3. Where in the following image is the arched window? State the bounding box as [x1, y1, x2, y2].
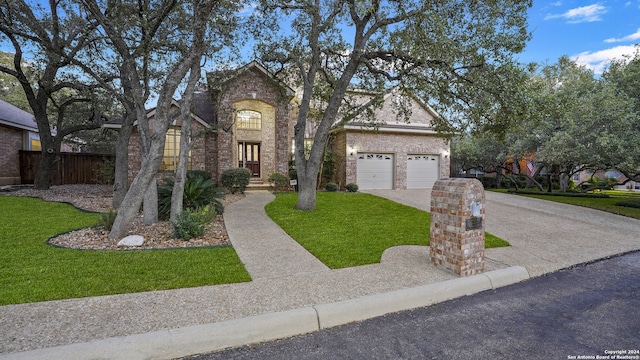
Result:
[237, 110, 261, 130]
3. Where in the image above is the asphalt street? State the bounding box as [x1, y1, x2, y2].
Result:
[184, 251, 640, 360]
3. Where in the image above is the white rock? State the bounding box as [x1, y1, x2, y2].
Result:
[117, 235, 145, 247]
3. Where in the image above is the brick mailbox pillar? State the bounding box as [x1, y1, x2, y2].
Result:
[430, 178, 485, 276]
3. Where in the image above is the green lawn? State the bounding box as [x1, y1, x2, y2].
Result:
[511, 191, 640, 220]
[265, 192, 509, 269]
[0, 196, 251, 305]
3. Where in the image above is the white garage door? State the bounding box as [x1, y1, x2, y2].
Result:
[407, 155, 439, 189]
[357, 153, 394, 190]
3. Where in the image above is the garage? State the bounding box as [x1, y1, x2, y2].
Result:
[407, 154, 439, 189]
[356, 153, 394, 190]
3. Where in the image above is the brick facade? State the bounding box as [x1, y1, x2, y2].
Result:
[331, 129, 450, 190]
[127, 63, 294, 185]
[211, 67, 293, 181]
[429, 178, 485, 276]
[0, 124, 23, 185]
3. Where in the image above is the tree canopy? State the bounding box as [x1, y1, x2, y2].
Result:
[453, 52, 640, 190]
[254, 0, 533, 210]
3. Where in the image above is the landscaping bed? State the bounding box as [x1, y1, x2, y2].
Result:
[2, 184, 244, 250]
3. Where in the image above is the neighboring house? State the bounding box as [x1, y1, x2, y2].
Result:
[126, 62, 450, 190]
[0, 99, 41, 185]
[329, 90, 450, 190]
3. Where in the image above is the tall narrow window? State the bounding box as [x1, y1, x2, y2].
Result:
[160, 128, 191, 171]
[237, 110, 261, 130]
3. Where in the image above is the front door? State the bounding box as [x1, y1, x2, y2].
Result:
[238, 142, 260, 177]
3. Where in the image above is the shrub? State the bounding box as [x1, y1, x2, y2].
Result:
[96, 209, 117, 231]
[158, 173, 224, 220]
[615, 200, 640, 209]
[221, 168, 251, 194]
[172, 205, 216, 240]
[479, 177, 497, 189]
[92, 158, 115, 185]
[268, 172, 289, 193]
[325, 182, 338, 192]
[187, 170, 213, 181]
[345, 183, 359, 192]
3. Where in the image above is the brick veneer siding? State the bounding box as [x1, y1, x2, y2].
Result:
[331, 128, 450, 190]
[0, 124, 23, 185]
[211, 67, 293, 182]
[127, 117, 210, 185]
[127, 66, 294, 185]
[429, 178, 485, 276]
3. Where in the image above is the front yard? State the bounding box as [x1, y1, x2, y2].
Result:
[265, 192, 509, 269]
[1, 190, 509, 305]
[0, 196, 251, 306]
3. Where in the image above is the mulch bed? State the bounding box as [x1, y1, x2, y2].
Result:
[2, 184, 244, 250]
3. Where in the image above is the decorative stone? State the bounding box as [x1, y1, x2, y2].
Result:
[430, 178, 485, 277]
[117, 235, 145, 247]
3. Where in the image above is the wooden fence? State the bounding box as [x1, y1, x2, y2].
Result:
[19, 150, 115, 185]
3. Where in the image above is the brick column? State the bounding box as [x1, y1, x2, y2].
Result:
[430, 178, 485, 276]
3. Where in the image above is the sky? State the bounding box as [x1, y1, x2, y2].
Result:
[517, 0, 640, 74]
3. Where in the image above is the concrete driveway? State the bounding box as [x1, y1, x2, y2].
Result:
[365, 189, 640, 277]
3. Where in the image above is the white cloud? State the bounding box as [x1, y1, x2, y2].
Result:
[545, 4, 607, 23]
[605, 28, 640, 43]
[571, 45, 637, 74]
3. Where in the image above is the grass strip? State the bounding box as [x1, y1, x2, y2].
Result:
[265, 192, 509, 269]
[512, 192, 640, 220]
[0, 196, 250, 305]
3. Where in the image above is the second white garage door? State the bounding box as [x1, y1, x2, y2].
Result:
[356, 153, 394, 190]
[407, 155, 439, 189]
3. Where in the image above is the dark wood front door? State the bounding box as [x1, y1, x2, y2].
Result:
[238, 142, 260, 177]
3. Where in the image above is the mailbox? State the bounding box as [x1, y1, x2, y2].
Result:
[429, 178, 485, 276]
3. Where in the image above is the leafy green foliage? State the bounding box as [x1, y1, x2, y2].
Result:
[0, 196, 250, 305]
[345, 183, 358, 192]
[221, 168, 251, 194]
[325, 182, 338, 192]
[268, 172, 289, 193]
[514, 192, 640, 220]
[615, 200, 640, 209]
[187, 170, 212, 181]
[158, 171, 224, 220]
[453, 54, 640, 191]
[96, 209, 117, 231]
[257, 0, 532, 210]
[92, 158, 115, 185]
[172, 206, 216, 240]
[265, 193, 509, 269]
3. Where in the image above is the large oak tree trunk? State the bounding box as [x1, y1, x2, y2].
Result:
[112, 119, 132, 209]
[109, 139, 165, 239]
[34, 150, 56, 190]
[295, 166, 319, 210]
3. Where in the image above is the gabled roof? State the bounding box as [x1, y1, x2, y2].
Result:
[207, 60, 295, 98]
[334, 88, 441, 135]
[103, 98, 212, 130]
[0, 99, 38, 132]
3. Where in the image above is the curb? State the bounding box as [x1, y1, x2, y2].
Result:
[0, 266, 530, 360]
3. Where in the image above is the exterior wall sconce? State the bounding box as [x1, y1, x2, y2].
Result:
[348, 144, 356, 156]
[442, 149, 450, 158]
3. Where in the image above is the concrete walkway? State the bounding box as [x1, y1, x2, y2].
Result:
[224, 191, 329, 280]
[1, 189, 640, 359]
